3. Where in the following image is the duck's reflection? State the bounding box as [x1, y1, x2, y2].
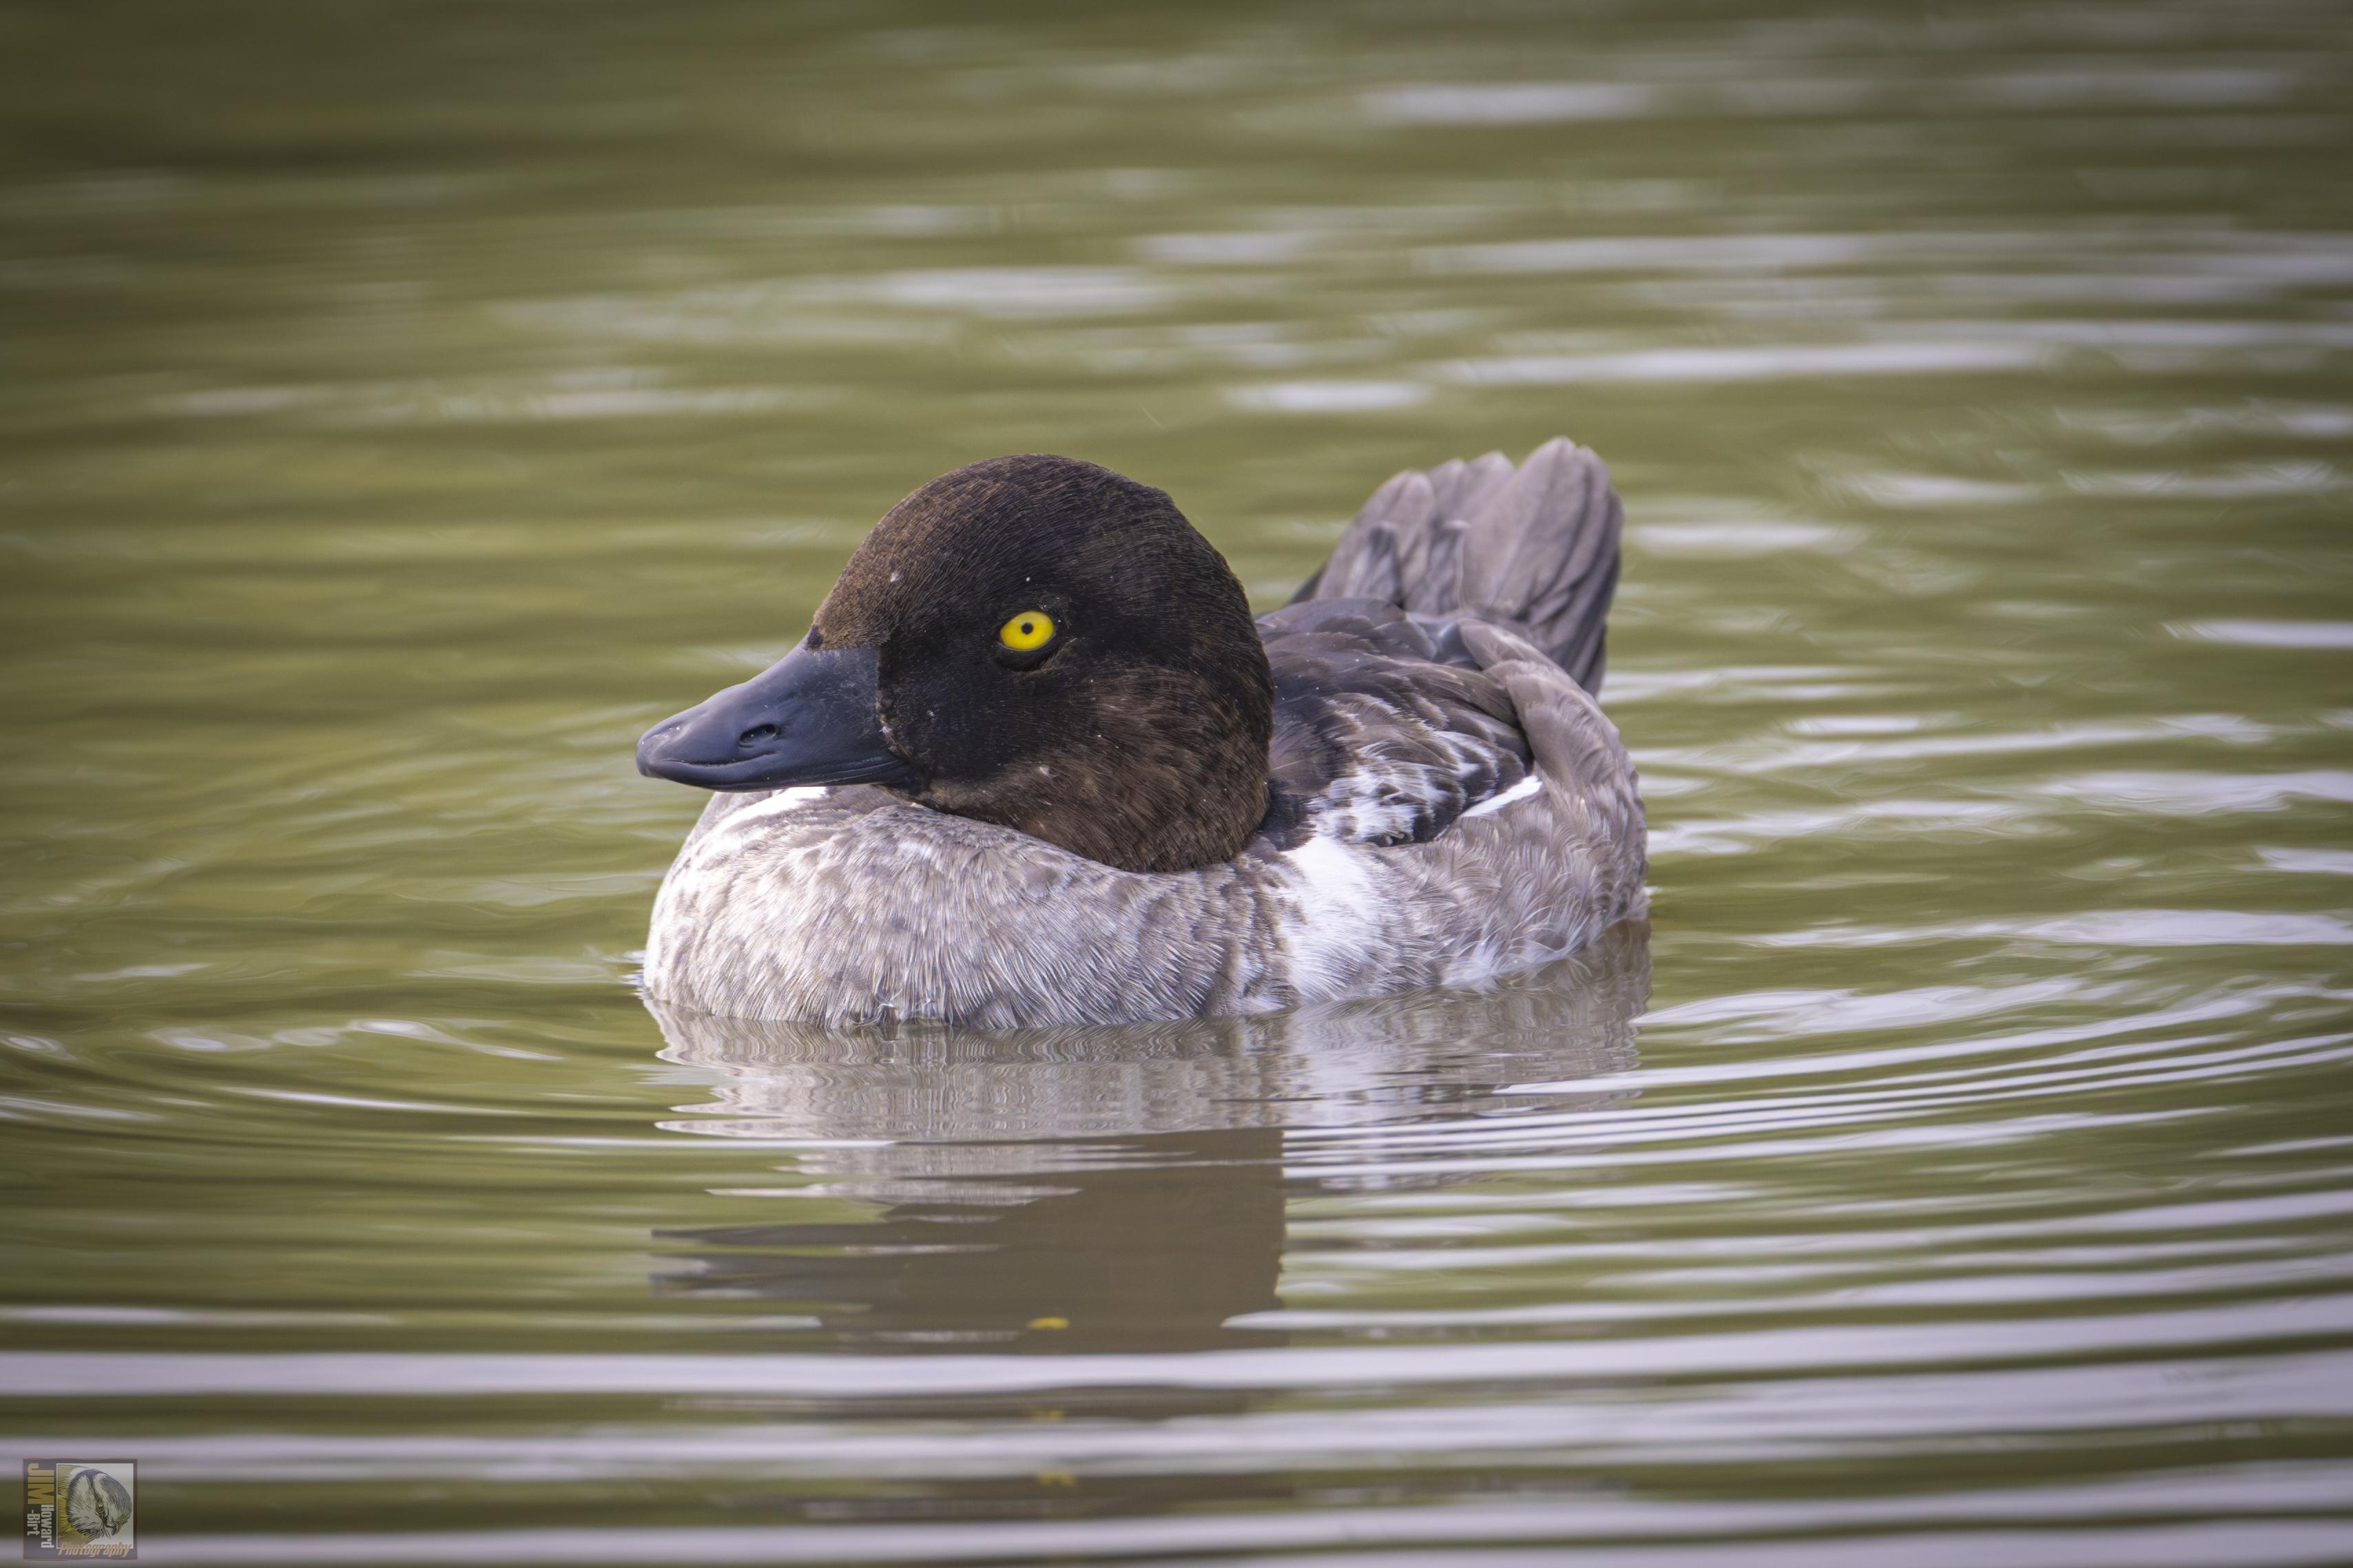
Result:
[658, 1126, 1287, 1355]
[648, 922, 1649, 1356]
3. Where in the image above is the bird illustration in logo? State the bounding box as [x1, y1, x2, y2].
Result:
[62, 1467, 131, 1542]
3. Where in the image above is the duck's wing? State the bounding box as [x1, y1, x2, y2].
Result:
[1288, 437, 1622, 694]
[1254, 599, 1533, 850]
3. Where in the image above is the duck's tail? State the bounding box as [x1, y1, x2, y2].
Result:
[1289, 437, 1624, 693]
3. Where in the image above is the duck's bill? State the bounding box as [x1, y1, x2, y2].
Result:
[635, 644, 920, 793]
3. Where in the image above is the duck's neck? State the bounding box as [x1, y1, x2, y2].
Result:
[916, 664, 1272, 875]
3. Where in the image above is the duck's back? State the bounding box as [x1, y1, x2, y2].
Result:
[642, 439, 1646, 1027]
[1256, 436, 1630, 855]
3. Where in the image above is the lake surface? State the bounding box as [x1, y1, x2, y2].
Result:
[4, 1, 2352, 1562]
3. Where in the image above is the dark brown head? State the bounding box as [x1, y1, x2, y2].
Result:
[636, 455, 1274, 874]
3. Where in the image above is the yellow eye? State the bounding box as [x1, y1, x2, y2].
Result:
[998, 610, 1056, 651]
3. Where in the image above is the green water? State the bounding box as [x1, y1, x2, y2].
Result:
[5, 1, 2353, 1562]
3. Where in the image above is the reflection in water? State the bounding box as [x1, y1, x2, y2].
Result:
[657, 1127, 1289, 1356]
[647, 923, 1649, 1355]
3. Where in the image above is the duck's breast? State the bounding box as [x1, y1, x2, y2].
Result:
[643, 786, 1285, 1027]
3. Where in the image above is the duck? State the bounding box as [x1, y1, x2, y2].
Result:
[635, 437, 1646, 1027]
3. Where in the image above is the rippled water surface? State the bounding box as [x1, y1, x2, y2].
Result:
[6, 1, 2353, 1562]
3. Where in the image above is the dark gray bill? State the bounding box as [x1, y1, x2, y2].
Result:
[635, 643, 920, 792]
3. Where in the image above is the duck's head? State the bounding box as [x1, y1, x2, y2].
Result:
[637, 454, 1274, 874]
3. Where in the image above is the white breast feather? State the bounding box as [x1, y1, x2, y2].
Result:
[1279, 834, 1385, 993]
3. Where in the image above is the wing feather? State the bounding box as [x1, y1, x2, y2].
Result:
[1257, 601, 1531, 850]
